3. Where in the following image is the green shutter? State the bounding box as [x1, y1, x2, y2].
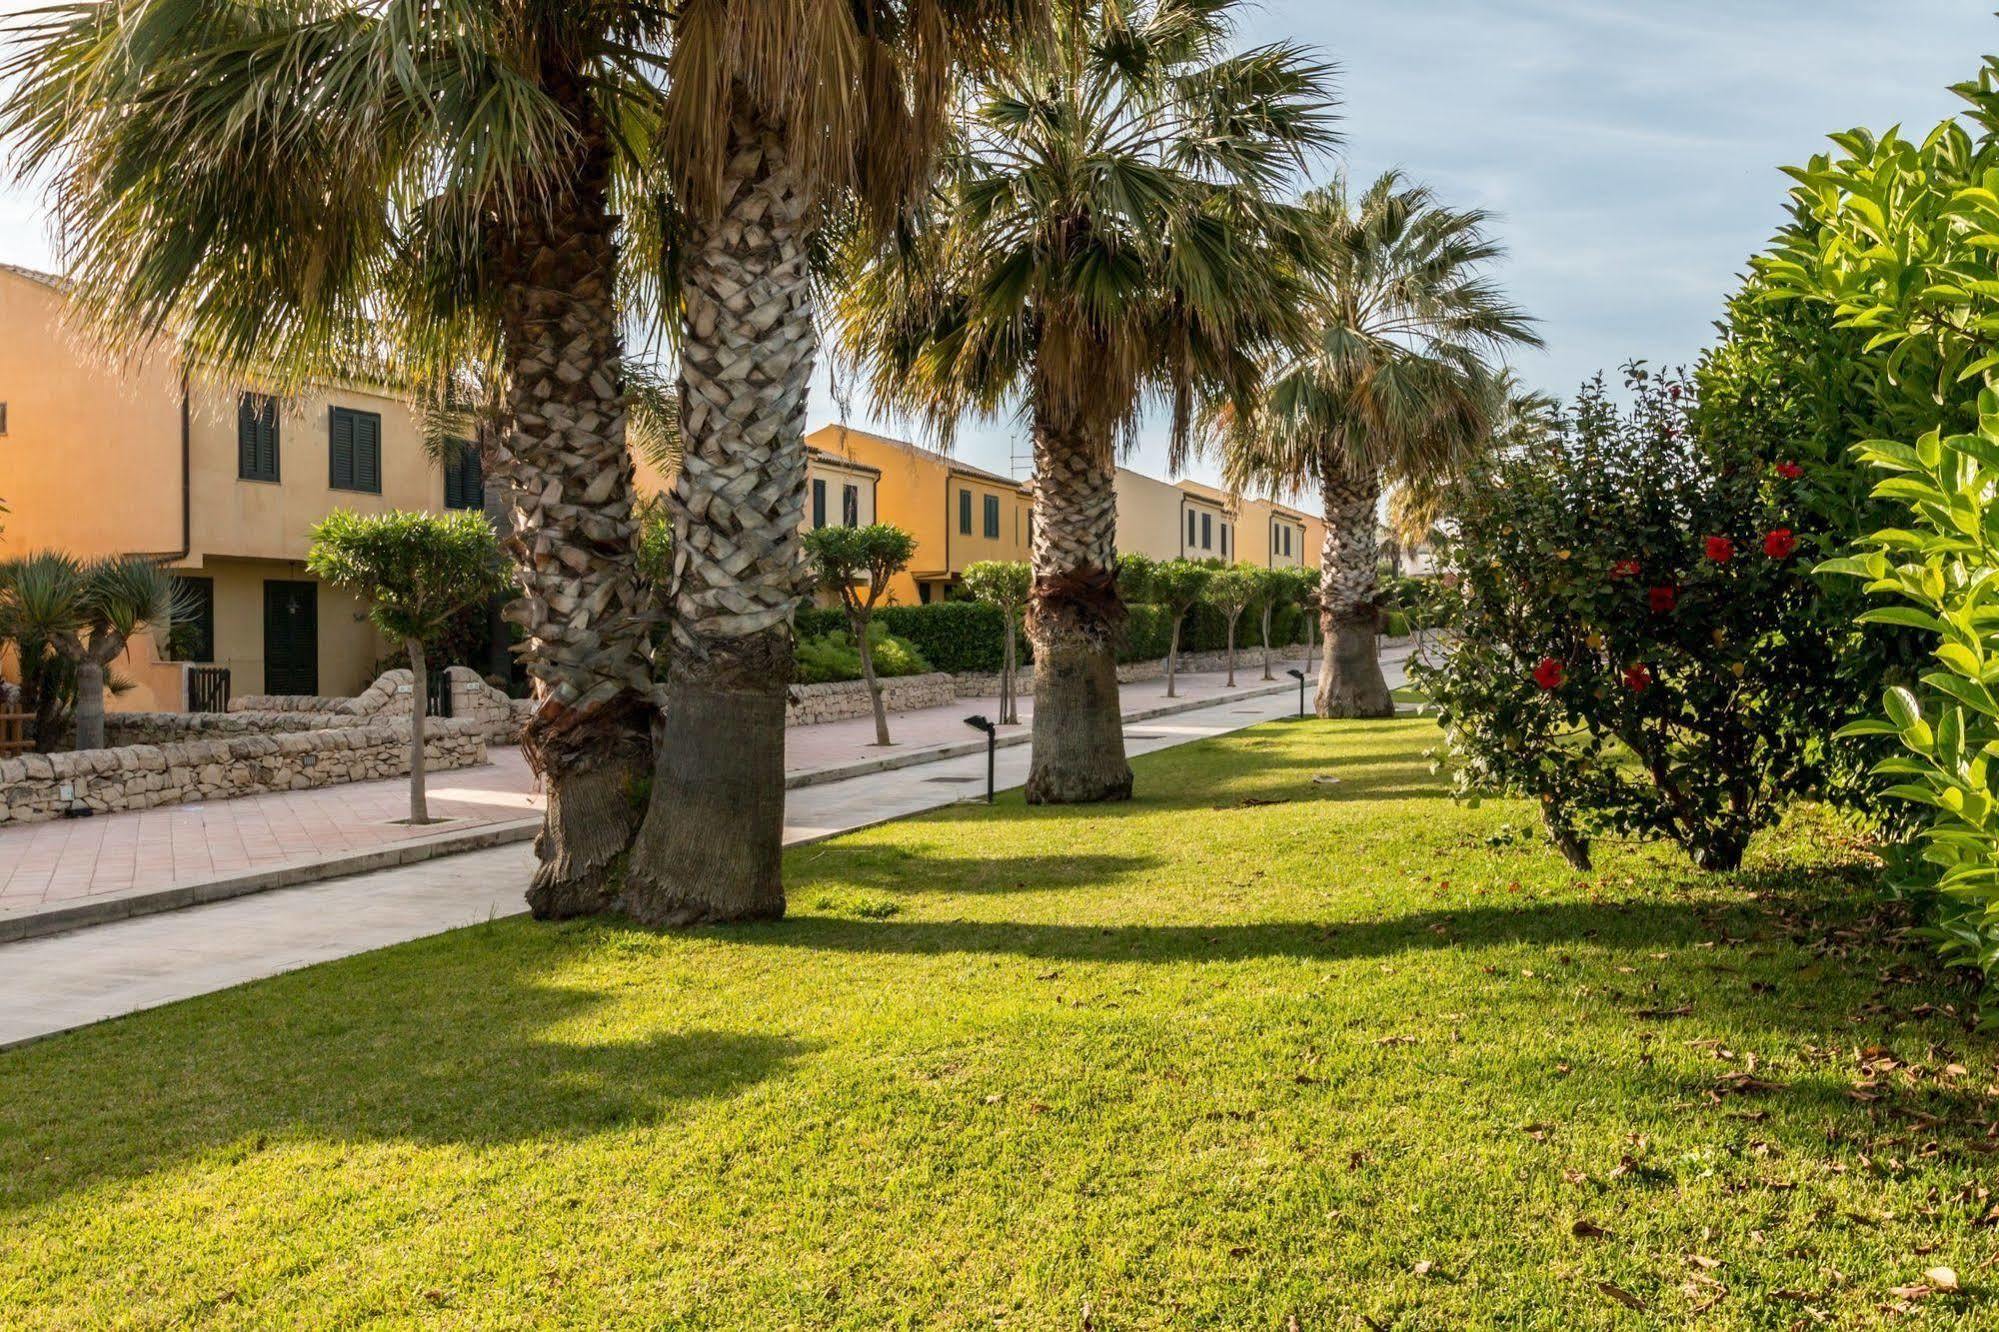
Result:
[330, 408, 354, 489]
[239, 394, 278, 480]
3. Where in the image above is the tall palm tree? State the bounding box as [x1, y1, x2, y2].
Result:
[4, 0, 1038, 925]
[839, 0, 1337, 803]
[1212, 173, 1541, 718]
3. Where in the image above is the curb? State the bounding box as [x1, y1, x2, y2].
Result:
[0, 817, 542, 946]
[1, 680, 1300, 947]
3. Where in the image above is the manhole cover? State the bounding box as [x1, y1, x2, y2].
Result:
[1123, 732, 1167, 740]
[924, 776, 983, 784]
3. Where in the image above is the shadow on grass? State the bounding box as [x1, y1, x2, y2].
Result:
[790, 848, 1162, 896]
[0, 935, 810, 1215]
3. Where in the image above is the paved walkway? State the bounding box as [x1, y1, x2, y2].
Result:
[0, 652, 1408, 1050]
[0, 663, 1304, 924]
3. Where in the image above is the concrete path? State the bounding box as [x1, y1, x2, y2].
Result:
[0, 663, 1302, 939]
[0, 651, 1407, 1051]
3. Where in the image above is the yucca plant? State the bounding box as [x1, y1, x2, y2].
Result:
[840, 0, 1336, 802]
[1210, 173, 1540, 717]
[0, 552, 188, 751]
[4, 0, 1040, 925]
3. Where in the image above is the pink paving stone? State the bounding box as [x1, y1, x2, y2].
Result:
[0, 666, 1289, 918]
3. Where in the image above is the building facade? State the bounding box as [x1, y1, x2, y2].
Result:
[0, 264, 487, 709]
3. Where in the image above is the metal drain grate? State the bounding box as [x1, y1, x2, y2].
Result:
[1123, 732, 1167, 740]
[923, 775, 984, 784]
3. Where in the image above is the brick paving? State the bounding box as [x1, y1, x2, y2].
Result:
[0, 663, 1329, 919]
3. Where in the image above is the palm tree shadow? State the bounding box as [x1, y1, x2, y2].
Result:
[0, 934, 810, 1216]
[791, 847, 1162, 896]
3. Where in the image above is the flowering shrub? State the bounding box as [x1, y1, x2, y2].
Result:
[1414, 368, 1851, 872]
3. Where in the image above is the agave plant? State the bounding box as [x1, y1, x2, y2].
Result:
[840, 0, 1337, 802]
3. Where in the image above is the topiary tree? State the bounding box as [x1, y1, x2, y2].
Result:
[962, 560, 1032, 726]
[1282, 565, 1321, 660]
[1204, 566, 1261, 688]
[1149, 560, 1214, 697]
[804, 524, 920, 746]
[1250, 566, 1292, 682]
[307, 510, 506, 826]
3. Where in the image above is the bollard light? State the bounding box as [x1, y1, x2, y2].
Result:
[1286, 668, 1307, 719]
[963, 715, 997, 803]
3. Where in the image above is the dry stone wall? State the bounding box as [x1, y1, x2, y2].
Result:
[785, 673, 957, 727]
[0, 719, 488, 827]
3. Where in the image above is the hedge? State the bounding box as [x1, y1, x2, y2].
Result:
[799, 599, 1310, 673]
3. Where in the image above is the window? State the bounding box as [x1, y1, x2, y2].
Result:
[1187, 510, 1197, 548]
[1201, 512, 1213, 551]
[443, 438, 484, 510]
[1221, 522, 1231, 558]
[842, 483, 860, 527]
[0, 401, 9, 434]
[811, 478, 827, 528]
[983, 493, 1000, 539]
[329, 406, 382, 493]
[167, 576, 215, 663]
[959, 488, 973, 534]
[1285, 526, 1295, 556]
[237, 393, 280, 482]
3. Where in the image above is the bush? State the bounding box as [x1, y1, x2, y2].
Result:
[794, 622, 934, 685]
[1412, 368, 1850, 873]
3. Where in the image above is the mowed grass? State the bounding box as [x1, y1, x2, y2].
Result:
[4, 720, 1998, 1329]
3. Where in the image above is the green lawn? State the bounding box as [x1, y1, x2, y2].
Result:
[3, 720, 1995, 1329]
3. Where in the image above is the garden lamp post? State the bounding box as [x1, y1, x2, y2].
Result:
[1287, 669, 1307, 719]
[963, 715, 997, 803]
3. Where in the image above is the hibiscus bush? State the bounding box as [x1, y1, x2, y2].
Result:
[1414, 368, 1850, 872]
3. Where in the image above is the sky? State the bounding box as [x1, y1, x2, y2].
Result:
[1, 0, 1994, 491]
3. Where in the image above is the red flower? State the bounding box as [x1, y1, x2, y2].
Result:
[1764, 528, 1797, 560]
[1609, 558, 1641, 579]
[1704, 535, 1735, 563]
[1648, 585, 1677, 614]
[1622, 662, 1652, 693]
[1533, 657, 1566, 691]
[1775, 461, 1804, 480]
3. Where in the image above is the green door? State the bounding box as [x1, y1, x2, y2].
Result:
[263, 580, 319, 696]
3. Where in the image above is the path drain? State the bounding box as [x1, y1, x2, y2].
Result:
[923, 776, 983, 784]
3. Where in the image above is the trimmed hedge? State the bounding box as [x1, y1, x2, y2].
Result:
[799, 599, 1310, 672]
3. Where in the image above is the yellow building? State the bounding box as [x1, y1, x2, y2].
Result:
[0, 264, 492, 709]
[1115, 470, 1322, 568]
[804, 425, 1031, 605]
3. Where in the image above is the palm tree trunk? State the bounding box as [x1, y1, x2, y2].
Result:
[1317, 455, 1394, 718]
[492, 93, 659, 921]
[624, 99, 813, 926]
[72, 655, 106, 750]
[1024, 413, 1131, 805]
[405, 637, 429, 826]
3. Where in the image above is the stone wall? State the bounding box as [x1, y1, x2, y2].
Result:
[214, 667, 524, 744]
[785, 672, 958, 727]
[0, 719, 488, 826]
[952, 642, 1316, 698]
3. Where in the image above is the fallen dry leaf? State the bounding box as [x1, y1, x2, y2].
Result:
[1571, 1219, 1611, 1240]
[1926, 1266, 1960, 1292]
[1411, 1260, 1434, 1277]
[1595, 1281, 1646, 1311]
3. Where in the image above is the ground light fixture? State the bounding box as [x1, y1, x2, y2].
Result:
[1286, 669, 1308, 719]
[962, 715, 997, 803]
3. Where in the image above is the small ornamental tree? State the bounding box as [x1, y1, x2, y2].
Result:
[1204, 565, 1260, 688]
[307, 510, 505, 825]
[1412, 369, 1847, 872]
[1150, 559, 1213, 697]
[1288, 565, 1321, 658]
[804, 524, 919, 746]
[1250, 566, 1291, 681]
[962, 560, 1031, 726]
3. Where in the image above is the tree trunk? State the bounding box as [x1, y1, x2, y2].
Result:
[1260, 605, 1275, 681]
[491, 72, 658, 919]
[1225, 617, 1238, 687]
[623, 98, 814, 926]
[1166, 615, 1181, 698]
[1000, 616, 1019, 726]
[856, 613, 891, 746]
[72, 656, 106, 751]
[405, 637, 429, 826]
[1024, 412, 1131, 805]
[1316, 455, 1394, 719]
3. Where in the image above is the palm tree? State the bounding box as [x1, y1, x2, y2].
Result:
[4, 0, 1038, 925]
[0, 552, 185, 750]
[839, 0, 1337, 803]
[1212, 173, 1541, 718]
